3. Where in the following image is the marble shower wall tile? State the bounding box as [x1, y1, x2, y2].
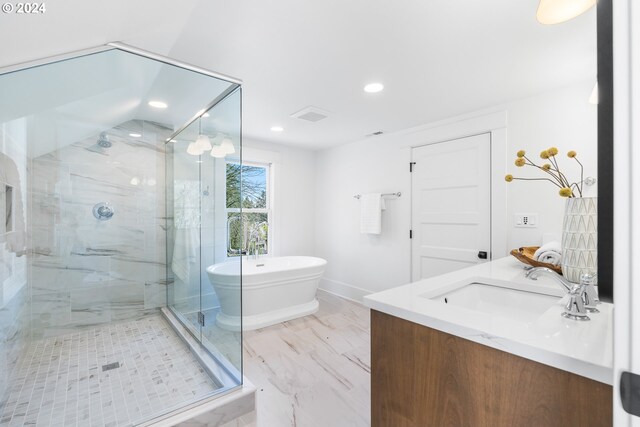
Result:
[0, 286, 29, 407]
[29, 120, 171, 339]
[0, 128, 30, 410]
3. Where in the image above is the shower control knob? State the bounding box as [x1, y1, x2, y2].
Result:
[93, 202, 115, 221]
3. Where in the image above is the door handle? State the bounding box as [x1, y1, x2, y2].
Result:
[477, 251, 488, 260]
[621, 371, 640, 417]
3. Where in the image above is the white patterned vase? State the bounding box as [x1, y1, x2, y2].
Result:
[561, 197, 597, 283]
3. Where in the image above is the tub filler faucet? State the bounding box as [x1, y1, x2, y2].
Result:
[247, 238, 259, 260]
[525, 267, 599, 321]
[247, 222, 268, 260]
[247, 234, 264, 260]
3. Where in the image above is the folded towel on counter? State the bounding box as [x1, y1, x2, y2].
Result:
[536, 250, 562, 266]
[533, 241, 561, 260]
[360, 193, 383, 234]
[532, 241, 562, 266]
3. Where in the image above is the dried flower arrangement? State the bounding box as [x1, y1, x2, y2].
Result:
[505, 147, 585, 198]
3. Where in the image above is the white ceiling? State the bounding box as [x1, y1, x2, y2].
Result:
[0, 0, 596, 151]
[0, 0, 200, 66]
[166, 0, 596, 149]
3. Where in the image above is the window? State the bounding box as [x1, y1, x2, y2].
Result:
[226, 161, 270, 257]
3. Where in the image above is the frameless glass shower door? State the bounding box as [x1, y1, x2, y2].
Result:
[166, 87, 243, 380]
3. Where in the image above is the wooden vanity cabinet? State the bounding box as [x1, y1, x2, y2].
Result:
[371, 310, 612, 427]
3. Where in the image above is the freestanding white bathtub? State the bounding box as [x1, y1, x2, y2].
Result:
[206, 256, 327, 331]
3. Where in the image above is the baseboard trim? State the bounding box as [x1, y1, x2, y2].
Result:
[319, 278, 371, 303]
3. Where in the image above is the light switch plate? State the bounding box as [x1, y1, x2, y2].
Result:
[515, 213, 538, 228]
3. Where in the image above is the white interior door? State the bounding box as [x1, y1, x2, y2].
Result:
[411, 133, 491, 281]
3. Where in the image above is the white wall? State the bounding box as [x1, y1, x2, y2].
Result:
[243, 139, 316, 257]
[315, 135, 412, 300]
[314, 81, 597, 300]
[505, 83, 598, 247]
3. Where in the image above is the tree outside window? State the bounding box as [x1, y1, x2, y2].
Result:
[226, 162, 270, 256]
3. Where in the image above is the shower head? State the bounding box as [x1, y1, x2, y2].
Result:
[97, 132, 112, 148]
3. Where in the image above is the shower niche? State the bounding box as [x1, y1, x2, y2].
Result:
[0, 44, 249, 426]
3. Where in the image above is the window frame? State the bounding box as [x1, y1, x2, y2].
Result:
[225, 159, 272, 257]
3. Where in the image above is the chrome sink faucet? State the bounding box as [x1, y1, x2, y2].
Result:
[525, 267, 599, 321]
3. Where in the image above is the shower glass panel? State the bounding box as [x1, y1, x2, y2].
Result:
[0, 45, 242, 426]
[166, 87, 243, 378]
[200, 89, 242, 372]
[165, 118, 203, 339]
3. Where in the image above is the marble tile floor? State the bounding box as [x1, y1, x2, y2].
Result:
[242, 290, 371, 427]
[0, 314, 219, 427]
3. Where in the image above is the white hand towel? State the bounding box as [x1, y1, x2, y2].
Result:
[537, 251, 562, 266]
[171, 227, 199, 283]
[534, 241, 562, 260]
[360, 193, 383, 234]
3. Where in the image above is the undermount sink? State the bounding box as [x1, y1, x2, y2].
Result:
[426, 282, 561, 322]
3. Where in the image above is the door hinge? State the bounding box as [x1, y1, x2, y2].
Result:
[409, 229, 413, 239]
[409, 162, 416, 172]
[197, 312, 205, 327]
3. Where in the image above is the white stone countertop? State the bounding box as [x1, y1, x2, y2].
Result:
[363, 257, 613, 385]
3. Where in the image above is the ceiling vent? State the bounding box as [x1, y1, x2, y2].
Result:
[291, 106, 330, 122]
[366, 130, 384, 137]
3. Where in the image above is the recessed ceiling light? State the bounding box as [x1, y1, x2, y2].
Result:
[148, 100, 168, 109]
[364, 83, 384, 93]
[270, 126, 284, 132]
[129, 133, 142, 138]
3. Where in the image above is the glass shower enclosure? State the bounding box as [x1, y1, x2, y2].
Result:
[165, 84, 243, 375]
[0, 43, 243, 426]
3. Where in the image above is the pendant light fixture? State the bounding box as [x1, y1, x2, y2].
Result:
[220, 136, 235, 155]
[194, 118, 212, 151]
[187, 142, 204, 156]
[210, 144, 226, 158]
[536, 0, 596, 25]
[195, 134, 212, 151]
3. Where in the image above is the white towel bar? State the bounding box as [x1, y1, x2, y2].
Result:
[353, 192, 401, 199]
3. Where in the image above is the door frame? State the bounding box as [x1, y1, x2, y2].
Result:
[403, 111, 508, 281]
[612, 0, 637, 423]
